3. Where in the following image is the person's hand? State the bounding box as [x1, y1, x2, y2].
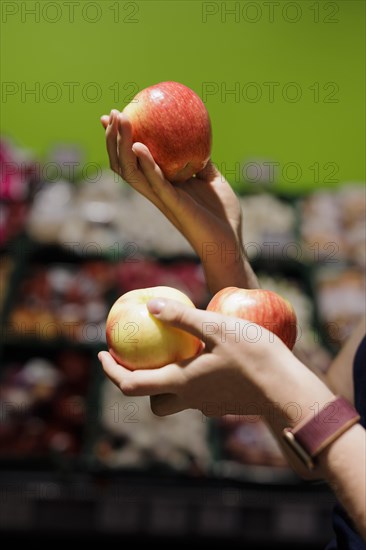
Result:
[98, 297, 315, 419]
[101, 111, 257, 294]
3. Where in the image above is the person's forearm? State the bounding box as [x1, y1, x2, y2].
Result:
[202, 244, 259, 295]
[258, 360, 365, 539]
[265, 413, 366, 539]
[319, 424, 366, 540]
[260, 363, 335, 480]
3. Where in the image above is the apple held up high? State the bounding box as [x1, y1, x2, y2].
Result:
[207, 287, 297, 350]
[123, 81, 212, 183]
[106, 286, 202, 370]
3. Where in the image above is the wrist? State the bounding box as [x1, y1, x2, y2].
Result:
[282, 393, 360, 472]
[256, 354, 335, 428]
[319, 422, 366, 539]
[201, 244, 259, 294]
[317, 422, 363, 477]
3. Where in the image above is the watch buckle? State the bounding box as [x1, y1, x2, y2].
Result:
[282, 428, 315, 470]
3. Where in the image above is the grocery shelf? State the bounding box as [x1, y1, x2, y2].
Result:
[0, 470, 336, 545]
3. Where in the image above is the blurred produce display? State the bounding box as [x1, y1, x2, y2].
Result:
[300, 184, 366, 267]
[1, 140, 365, 477]
[0, 139, 38, 202]
[27, 173, 193, 257]
[0, 349, 92, 458]
[116, 257, 209, 308]
[314, 266, 366, 347]
[93, 379, 211, 474]
[7, 256, 115, 344]
[0, 139, 39, 246]
[0, 202, 29, 247]
[0, 255, 13, 313]
[217, 415, 289, 472]
[239, 194, 296, 260]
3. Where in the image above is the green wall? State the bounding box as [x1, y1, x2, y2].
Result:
[1, 0, 365, 192]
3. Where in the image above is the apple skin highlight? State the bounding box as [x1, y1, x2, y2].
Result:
[123, 81, 212, 183]
[106, 286, 202, 370]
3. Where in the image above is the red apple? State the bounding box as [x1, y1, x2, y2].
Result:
[123, 81, 212, 183]
[207, 287, 297, 350]
[106, 286, 202, 370]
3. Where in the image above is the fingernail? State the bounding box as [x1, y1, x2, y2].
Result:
[109, 111, 114, 125]
[98, 352, 103, 362]
[131, 144, 138, 155]
[147, 299, 166, 315]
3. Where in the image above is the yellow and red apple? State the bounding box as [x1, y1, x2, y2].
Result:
[106, 286, 202, 370]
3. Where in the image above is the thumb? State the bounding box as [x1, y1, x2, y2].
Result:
[100, 115, 109, 129]
[147, 298, 222, 345]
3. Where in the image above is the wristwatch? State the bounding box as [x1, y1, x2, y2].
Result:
[282, 396, 360, 470]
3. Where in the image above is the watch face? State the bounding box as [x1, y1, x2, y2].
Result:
[282, 429, 315, 470]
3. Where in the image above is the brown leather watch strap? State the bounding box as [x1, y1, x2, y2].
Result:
[291, 396, 360, 457]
